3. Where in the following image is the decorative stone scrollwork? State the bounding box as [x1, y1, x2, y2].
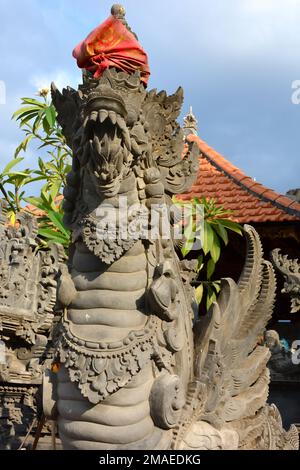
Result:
[0, 213, 65, 342]
[150, 372, 186, 430]
[0, 212, 64, 448]
[147, 261, 179, 322]
[58, 315, 160, 404]
[48, 5, 298, 451]
[271, 249, 300, 313]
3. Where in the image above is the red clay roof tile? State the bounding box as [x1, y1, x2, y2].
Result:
[289, 201, 300, 211]
[182, 135, 300, 224]
[274, 195, 295, 207]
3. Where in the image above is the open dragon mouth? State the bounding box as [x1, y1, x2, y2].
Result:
[80, 90, 133, 197]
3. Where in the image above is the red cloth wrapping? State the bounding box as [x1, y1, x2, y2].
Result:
[73, 15, 150, 86]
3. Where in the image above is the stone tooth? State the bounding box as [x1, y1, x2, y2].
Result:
[83, 115, 89, 128]
[93, 135, 101, 154]
[89, 111, 98, 122]
[117, 154, 123, 173]
[116, 115, 131, 150]
[123, 149, 129, 163]
[99, 110, 109, 123]
[123, 130, 131, 151]
[108, 111, 117, 125]
[116, 115, 126, 129]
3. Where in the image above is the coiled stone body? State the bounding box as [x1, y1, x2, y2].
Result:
[56, 241, 167, 449]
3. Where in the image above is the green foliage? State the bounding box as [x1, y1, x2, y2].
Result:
[175, 197, 243, 311]
[26, 191, 70, 247]
[0, 157, 44, 224]
[12, 93, 72, 195]
[0, 90, 71, 247]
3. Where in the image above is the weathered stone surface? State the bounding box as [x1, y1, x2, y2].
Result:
[271, 249, 300, 313]
[0, 213, 64, 449]
[47, 5, 298, 450]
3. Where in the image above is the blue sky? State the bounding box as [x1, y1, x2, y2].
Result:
[0, 0, 300, 194]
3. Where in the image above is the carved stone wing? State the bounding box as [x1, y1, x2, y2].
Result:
[51, 83, 83, 148]
[143, 88, 199, 195]
[175, 225, 299, 450]
[143, 87, 184, 157]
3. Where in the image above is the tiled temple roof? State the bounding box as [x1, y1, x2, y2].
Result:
[180, 135, 300, 224]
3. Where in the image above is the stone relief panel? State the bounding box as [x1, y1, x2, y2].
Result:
[0, 212, 64, 449]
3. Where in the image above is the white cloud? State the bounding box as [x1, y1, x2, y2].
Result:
[0, 139, 19, 163]
[227, 0, 300, 58]
[176, 0, 300, 65]
[0, 137, 37, 165]
[241, 0, 300, 15]
[30, 70, 82, 93]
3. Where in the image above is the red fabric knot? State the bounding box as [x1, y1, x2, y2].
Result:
[73, 15, 150, 86]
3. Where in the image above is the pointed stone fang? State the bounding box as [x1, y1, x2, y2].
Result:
[99, 110, 109, 123]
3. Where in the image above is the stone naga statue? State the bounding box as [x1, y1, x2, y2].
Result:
[46, 5, 299, 450]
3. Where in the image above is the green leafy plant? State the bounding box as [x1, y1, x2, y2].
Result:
[0, 89, 71, 246]
[174, 197, 243, 311]
[12, 92, 72, 196]
[26, 190, 70, 247]
[0, 158, 31, 220]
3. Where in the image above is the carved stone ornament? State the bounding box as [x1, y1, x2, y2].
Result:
[47, 5, 298, 450]
[0, 212, 64, 449]
[81, 211, 142, 265]
[183, 106, 198, 136]
[0, 384, 38, 450]
[271, 249, 300, 313]
[58, 314, 160, 404]
[0, 213, 65, 343]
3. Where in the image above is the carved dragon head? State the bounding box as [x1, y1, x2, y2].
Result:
[51, 7, 199, 232]
[52, 67, 199, 232]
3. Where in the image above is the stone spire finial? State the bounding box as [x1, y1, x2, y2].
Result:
[111, 4, 126, 19]
[183, 106, 198, 136]
[111, 4, 138, 40]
